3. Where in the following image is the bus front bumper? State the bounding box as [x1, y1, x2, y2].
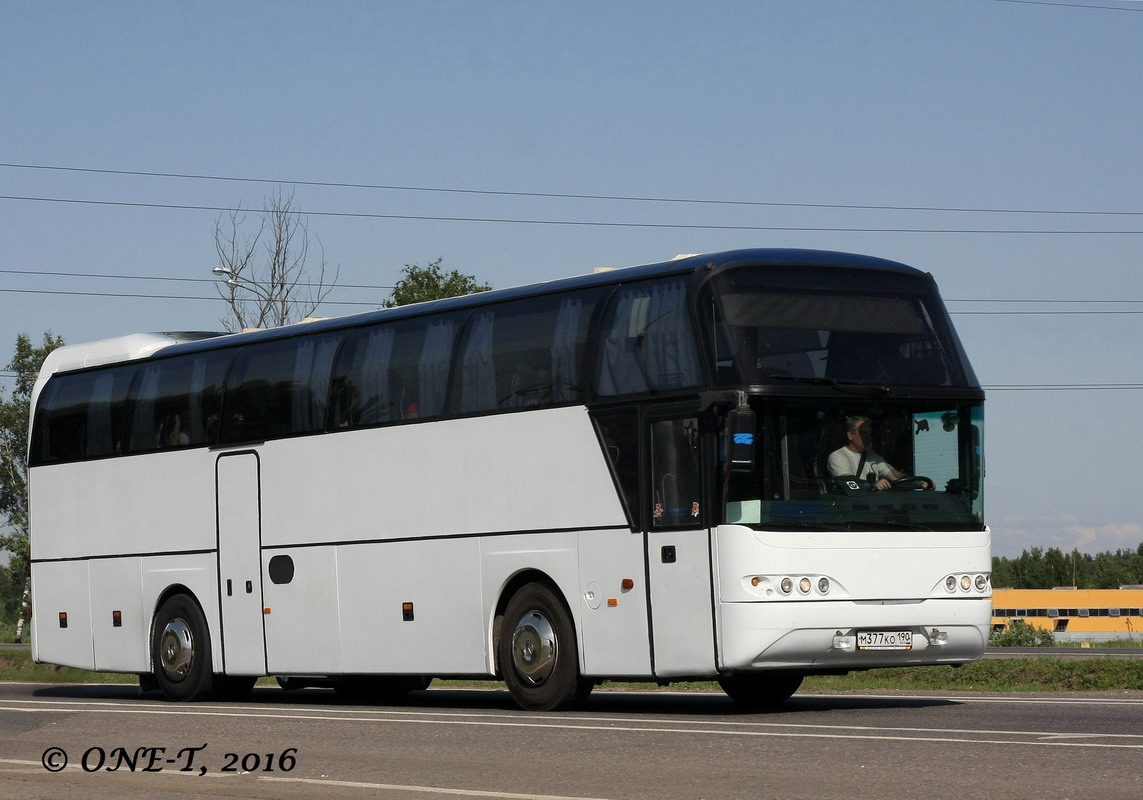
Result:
[718, 597, 990, 672]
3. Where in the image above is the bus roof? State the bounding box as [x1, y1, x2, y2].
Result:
[40, 248, 932, 372]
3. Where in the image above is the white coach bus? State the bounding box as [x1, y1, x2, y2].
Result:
[28, 249, 989, 711]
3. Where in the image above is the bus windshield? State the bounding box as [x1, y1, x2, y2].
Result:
[724, 398, 984, 531]
[702, 264, 976, 389]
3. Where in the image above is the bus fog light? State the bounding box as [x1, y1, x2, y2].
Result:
[832, 633, 855, 651]
[930, 628, 949, 646]
[780, 578, 793, 594]
[960, 575, 972, 592]
[817, 577, 830, 594]
[798, 577, 812, 594]
[975, 574, 988, 591]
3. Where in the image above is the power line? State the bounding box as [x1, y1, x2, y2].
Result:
[992, 0, 1143, 11]
[3, 161, 1143, 217]
[0, 287, 382, 306]
[986, 384, 1143, 390]
[4, 268, 1141, 306]
[3, 194, 1143, 235]
[951, 310, 1143, 315]
[0, 268, 393, 291]
[3, 269, 1143, 313]
[947, 298, 1143, 303]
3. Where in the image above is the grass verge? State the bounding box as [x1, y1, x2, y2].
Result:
[4, 649, 1140, 693]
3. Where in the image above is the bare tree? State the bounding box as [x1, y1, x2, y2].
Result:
[213, 188, 338, 331]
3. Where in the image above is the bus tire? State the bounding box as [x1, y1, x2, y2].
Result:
[151, 594, 214, 701]
[718, 671, 803, 708]
[499, 582, 591, 712]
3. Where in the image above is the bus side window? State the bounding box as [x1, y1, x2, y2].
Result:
[593, 410, 640, 529]
[651, 417, 703, 527]
[88, 366, 136, 458]
[385, 314, 462, 421]
[452, 289, 607, 415]
[329, 325, 396, 429]
[595, 278, 702, 397]
[33, 375, 89, 463]
[126, 350, 231, 452]
[220, 332, 343, 444]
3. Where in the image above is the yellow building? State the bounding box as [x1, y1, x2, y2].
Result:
[992, 588, 1143, 640]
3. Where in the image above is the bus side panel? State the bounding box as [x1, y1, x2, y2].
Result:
[646, 528, 717, 678]
[255, 407, 627, 550]
[263, 546, 342, 674]
[139, 553, 223, 673]
[481, 532, 580, 675]
[30, 452, 218, 561]
[89, 557, 145, 673]
[30, 560, 95, 670]
[338, 538, 486, 674]
[576, 530, 652, 678]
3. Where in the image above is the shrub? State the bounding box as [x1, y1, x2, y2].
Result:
[989, 620, 1057, 647]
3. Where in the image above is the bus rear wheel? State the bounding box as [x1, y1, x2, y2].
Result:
[498, 582, 591, 712]
[718, 671, 803, 709]
[151, 594, 214, 701]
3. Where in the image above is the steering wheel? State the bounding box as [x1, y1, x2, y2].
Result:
[888, 476, 933, 491]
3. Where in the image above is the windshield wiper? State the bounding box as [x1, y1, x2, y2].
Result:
[767, 374, 891, 396]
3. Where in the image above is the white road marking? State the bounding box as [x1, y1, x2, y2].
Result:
[1, 695, 1142, 750]
[261, 776, 617, 800]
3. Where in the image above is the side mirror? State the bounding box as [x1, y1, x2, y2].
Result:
[727, 405, 756, 472]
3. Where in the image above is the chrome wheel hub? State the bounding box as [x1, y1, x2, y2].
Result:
[159, 617, 195, 681]
[510, 610, 557, 686]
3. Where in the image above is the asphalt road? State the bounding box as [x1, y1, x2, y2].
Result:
[1, 682, 1141, 800]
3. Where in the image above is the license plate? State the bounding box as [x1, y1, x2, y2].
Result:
[857, 630, 912, 651]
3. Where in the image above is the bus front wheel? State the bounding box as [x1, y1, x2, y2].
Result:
[151, 594, 214, 701]
[718, 671, 803, 709]
[498, 583, 591, 711]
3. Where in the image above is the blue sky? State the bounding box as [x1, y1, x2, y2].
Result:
[3, 0, 1141, 558]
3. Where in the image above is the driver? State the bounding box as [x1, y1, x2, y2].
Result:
[828, 416, 930, 490]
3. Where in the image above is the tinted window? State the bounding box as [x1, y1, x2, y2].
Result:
[702, 266, 969, 388]
[454, 290, 606, 414]
[596, 278, 702, 396]
[32, 364, 138, 464]
[593, 409, 640, 529]
[220, 332, 343, 443]
[127, 350, 232, 452]
[651, 417, 703, 527]
[329, 313, 462, 428]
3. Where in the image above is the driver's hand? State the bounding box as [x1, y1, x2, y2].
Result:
[874, 478, 892, 491]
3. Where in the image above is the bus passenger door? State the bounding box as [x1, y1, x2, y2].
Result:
[646, 415, 717, 678]
[215, 452, 267, 675]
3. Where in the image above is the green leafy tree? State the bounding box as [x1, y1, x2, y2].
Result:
[1, 332, 65, 635]
[382, 257, 491, 308]
[993, 544, 1143, 589]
